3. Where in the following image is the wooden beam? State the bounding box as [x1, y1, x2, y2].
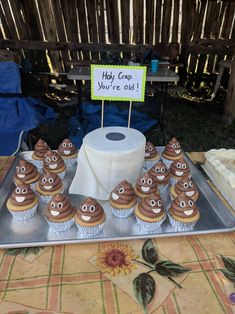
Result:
[224, 60, 235, 123]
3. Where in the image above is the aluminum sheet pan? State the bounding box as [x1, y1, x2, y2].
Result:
[0, 148, 234, 248]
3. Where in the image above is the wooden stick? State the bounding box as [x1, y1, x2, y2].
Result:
[101, 100, 104, 128]
[128, 101, 132, 128]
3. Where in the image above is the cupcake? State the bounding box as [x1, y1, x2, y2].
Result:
[168, 194, 200, 231]
[149, 161, 170, 194]
[36, 171, 63, 203]
[32, 139, 50, 167]
[13, 159, 40, 191]
[45, 194, 75, 232]
[43, 151, 66, 179]
[169, 157, 191, 185]
[162, 137, 183, 168]
[6, 182, 38, 221]
[135, 193, 166, 232]
[170, 177, 199, 202]
[135, 172, 159, 199]
[144, 141, 160, 170]
[109, 180, 137, 218]
[58, 138, 78, 167]
[75, 197, 105, 237]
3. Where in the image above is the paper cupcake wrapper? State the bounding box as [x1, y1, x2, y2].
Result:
[57, 169, 66, 180]
[76, 221, 105, 237]
[168, 213, 198, 231]
[170, 176, 180, 186]
[45, 217, 75, 232]
[144, 158, 160, 171]
[30, 159, 43, 170]
[111, 205, 135, 218]
[158, 183, 169, 195]
[9, 203, 38, 221]
[63, 157, 77, 168]
[161, 157, 174, 169]
[30, 181, 38, 192]
[135, 215, 166, 233]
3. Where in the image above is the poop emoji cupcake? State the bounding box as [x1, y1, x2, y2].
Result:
[36, 171, 63, 203]
[168, 194, 200, 231]
[45, 194, 75, 232]
[32, 139, 50, 167]
[13, 159, 40, 191]
[144, 141, 160, 170]
[109, 180, 137, 218]
[7, 182, 38, 221]
[169, 157, 191, 185]
[170, 177, 199, 202]
[149, 161, 170, 194]
[75, 197, 105, 237]
[162, 137, 183, 168]
[58, 138, 78, 167]
[43, 151, 66, 179]
[135, 193, 166, 232]
[135, 172, 159, 199]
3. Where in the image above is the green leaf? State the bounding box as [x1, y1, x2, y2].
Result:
[133, 273, 156, 309]
[142, 239, 159, 265]
[221, 256, 235, 274]
[155, 260, 191, 277]
[5, 246, 44, 257]
[219, 269, 235, 283]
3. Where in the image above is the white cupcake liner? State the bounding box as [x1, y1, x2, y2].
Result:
[158, 183, 169, 195]
[76, 221, 105, 237]
[144, 158, 160, 171]
[136, 215, 166, 233]
[30, 159, 43, 170]
[45, 217, 75, 232]
[63, 157, 77, 168]
[57, 169, 66, 180]
[168, 213, 198, 231]
[30, 181, 38, 192]
[170, 176, 181, 186]
[161, 157, 174, 169]
[111, 204, 136, 218]
[9, 203, 38, 221]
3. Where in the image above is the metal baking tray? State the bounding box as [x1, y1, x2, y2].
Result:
[0, 148, 235, 248]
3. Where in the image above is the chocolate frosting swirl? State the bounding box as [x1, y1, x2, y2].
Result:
[170, 194, 199, 219]
[145, 141, 158, 159]
[163, 137, 182, 158]
[170, 157, 190, 178]
[110, 180, 136, 205]
[174, 177, 198, 198]
[14, 160, 39, 183]
[58, 139, 77, 157]
[135, 172, 158, 195]
[34, 139, 50, 159]
[138, 193, 164, 218]
[38, 171, 62, 192]
[43, 151, 65, 172]
[10, 182, 37, 206]
[149, 161, 170, 184]
[76, 197, 104, 223]
[46, 194, 75, 220]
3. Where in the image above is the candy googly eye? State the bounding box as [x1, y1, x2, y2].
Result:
[46, 157, 50, 163]
[150, 200, 156, 206]
[16, 166, 19, 172]
[48, 178, 54, 184]
[157, 200, 162, 206]
[141, 178, 146, 184]
[82, 204, 87, 212]
[149, 146, 153, 151]
[188, 200, 194, 206]
[183, 182, 189, 189]
[16, 187, 21, 194]
[119, 187, 125, 194]
[147, 178, 153, 185]
[52, 156, 57, 161]
[89, 205, 96, 212]
[62, 143, 66, 147]
[57, 202, 63, 209]
[176, 163, 181, 168]
[22, 188, 27, 194]
[182, 164, 187, 169]
[115, 185, 119, 191]
[161, 167, 165, 173]
[154, 167, 160, 172]
[180, 201, 186, 207]
[172, 143, 176, 149]
[21, 166, 26, 172]
[51, 202, 56, 208]
[68, 143, 73, 147]
[42, 177, 47, 183]
[189, 181, 193, 187]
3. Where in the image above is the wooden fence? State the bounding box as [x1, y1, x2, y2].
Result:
[0, 0, 235, 83]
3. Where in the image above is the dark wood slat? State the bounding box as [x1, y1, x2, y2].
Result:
[106, 0, 120, 43]
[145, 0, 154, 44]
[96, 0, 105, 43]
[76, 0, 89, 59]
[155, 0, 162, 43]
[172, 0, 179, 42]
[0, 3, 11, 38]
[86, 0, 99, 59]
[1, 0, 18, 38]
[121, 0, 130, 44]
[133, 0, 143, 44]
[161, 0, 172, 44]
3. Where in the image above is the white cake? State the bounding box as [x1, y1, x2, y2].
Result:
[203, 149, 235, 210]
[69, 126, 146, 200]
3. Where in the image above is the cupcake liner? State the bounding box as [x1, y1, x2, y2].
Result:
[158, 183, 169, 195]
[111, 204, 136, 218]
[30, 159, 43, 170]
[38, 194, 53, 204]
[57, 169, 66, 180]
[168, 213, 198, 231]
[45, 217, 75, 232]
[63, 157, 77, 168]
[170, 176, 180, 186]
[136, 215, 166, 233]
[161, 157, 174, 169]
[76, 221, 105, 237]
[144, 158, 160, 171]
[30, 181, 38, 192]
[9, 203, 38, 221]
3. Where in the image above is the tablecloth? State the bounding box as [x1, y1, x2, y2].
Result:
[0, 154, 235, 314]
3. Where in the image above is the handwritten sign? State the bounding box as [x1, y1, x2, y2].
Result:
[91, 65, 147, 102]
